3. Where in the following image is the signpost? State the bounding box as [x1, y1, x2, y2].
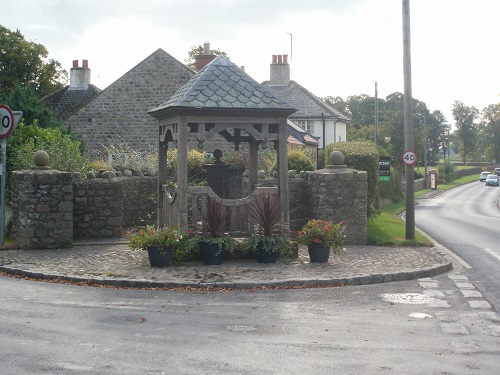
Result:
[379, 156, 391, 181]
[0, 105, 22, 245]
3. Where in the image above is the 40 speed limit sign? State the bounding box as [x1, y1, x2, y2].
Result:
[0, 105, 14, 139]
[402, 150, 417, 166]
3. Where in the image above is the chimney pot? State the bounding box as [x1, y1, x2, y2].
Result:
[283, 54, 288, 64]
[272, 55, 277, 64]
[73, 60, 79, 68]
[82, 59, 88, 68]
[277, 55, 283, 64]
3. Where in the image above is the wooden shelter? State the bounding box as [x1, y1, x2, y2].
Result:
[148, 56, 296, 235]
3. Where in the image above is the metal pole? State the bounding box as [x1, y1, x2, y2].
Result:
[423, 114, 428, 189]
[375, 82, 379, 145]
[403, 0, 415, 240]
[1, 138, 6, 245]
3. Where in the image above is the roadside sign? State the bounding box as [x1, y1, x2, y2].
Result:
[0, 105, 15, 139]
[379, 156, 391, 181]
[402, 150, 417, 166]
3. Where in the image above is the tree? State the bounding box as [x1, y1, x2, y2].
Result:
[452, 101, 479, 164]
[184, 44, 229, 70]
[0, 25, 67, 101]
[6, 83, 60, 128]
[480, 103, 500, 163]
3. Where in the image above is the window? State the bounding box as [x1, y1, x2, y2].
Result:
[297, 120, 315, 134]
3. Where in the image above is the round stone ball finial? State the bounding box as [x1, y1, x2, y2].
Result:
[329, 151, 345, 166]
[33, 150, 49, 167]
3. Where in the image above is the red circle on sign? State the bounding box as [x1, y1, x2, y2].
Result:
[402, 150, 417, 166]
[0, 104, 15, 139]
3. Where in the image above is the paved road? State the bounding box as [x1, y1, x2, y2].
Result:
[416, 182, 500, 311]
[1, 269, 499, 375]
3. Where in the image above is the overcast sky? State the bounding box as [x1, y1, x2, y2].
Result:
[3, 0, 500, 126]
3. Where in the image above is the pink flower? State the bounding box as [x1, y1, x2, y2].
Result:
[313, 238, 320, 244]
[297, 231, 301, 236]
[339, 221, 344, 225]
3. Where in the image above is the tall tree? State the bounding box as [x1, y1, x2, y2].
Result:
[480, 103, 500, 164]
[452, 101, 479, 164]
[184, 44, 229, 70]
[0, 25, 67, 101]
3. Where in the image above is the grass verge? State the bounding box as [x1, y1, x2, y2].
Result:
[368, 174, 478, 246]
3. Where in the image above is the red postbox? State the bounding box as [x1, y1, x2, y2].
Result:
[429, 169, 437, 189]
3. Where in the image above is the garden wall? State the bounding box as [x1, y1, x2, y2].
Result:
[12, 167, 366, 248]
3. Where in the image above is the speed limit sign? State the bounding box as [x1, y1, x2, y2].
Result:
[0, 105, 14, 139]
[402, 150, 417, 166]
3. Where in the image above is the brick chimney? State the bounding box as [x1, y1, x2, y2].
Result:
[194, 41, 216, 71]
[269, 54, 290, 86]
[69, 60, 91, 90]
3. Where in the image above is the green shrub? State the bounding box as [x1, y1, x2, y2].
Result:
[10, 121, 89, 175]
[326, 141, 379, 219]
[270, 146, 315, 176]
[438, 160, 457, 183]
[166, 148, 207, 184]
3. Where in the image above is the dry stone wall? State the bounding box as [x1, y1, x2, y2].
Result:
[11, 169, 73, 249]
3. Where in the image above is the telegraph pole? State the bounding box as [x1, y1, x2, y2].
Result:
[375, 82, 379, 145]
[403, 0, 415, 240]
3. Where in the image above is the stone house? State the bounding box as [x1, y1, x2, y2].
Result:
[54, 49, 195, 156]
[262, 54, 351, 149]
[44, 46, 319, 158]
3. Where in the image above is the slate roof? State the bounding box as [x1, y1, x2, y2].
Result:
[150, 56, 296, 113]
[43, 84, 101, 121]
[261, 80, 350, 122]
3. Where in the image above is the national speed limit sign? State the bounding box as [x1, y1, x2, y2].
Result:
[402, 150, 417, 166]
[0, 105, 14, 139]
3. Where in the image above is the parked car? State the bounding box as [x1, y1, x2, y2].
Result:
[479, 171, 490, 181]
[485, 174, 499, 186]
[494, 168, 500, 176]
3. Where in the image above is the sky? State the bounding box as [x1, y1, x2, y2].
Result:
[3, 0, 500, 127]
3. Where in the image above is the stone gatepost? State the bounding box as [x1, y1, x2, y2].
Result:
[301, 151, 368, 245]
[11, 151, 73, 249]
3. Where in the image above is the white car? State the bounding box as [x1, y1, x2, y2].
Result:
[479, 171, 490, 181]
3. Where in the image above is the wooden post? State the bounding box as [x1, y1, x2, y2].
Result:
[278, 118, 290, 232]
[403, 0, 415, 240]
[158, 127, 167, 228]
[249, 139, 258, 192]
[178, 116, 189, 233]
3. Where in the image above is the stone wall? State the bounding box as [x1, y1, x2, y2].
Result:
[301, 167, 368, 245]
[11, 166, 367, 247]
[72, 176, 157, 239]
[11, 169, 73, 249]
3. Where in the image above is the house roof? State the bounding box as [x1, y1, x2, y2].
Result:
[261, 80, 350, 122]
[43, 84, 101, 121]
[150, 56, 296, 114]
[287, 119, 319, 146]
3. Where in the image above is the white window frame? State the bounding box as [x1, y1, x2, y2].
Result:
[297, 120, 315, 134]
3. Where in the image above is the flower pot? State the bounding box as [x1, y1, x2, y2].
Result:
[199, 241, 223, 265]
[147, 245, 172, 267]
[257, 240, 277, 264]
[307, 244, 330, 263]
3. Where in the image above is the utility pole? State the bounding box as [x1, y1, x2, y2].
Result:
[375, 82, 379, 145]
[423, 113, 428, 189]
[403, 0, 415, 240]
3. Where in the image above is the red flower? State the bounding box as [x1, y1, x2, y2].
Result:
[339, 221, 344, 225]
[188, 229, 193, 234]
[297, 231, 301, 236]
[125, 230, 131, 235]
[313, 238, 320, 243]
[313, 221, 318, 227]
[324, 226, 329, 231]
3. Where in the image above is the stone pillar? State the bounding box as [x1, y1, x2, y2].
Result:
[301, 151, 368, 245]
[11, 151, 73, 249]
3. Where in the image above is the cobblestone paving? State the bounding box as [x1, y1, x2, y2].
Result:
[0, 243, 452, 289]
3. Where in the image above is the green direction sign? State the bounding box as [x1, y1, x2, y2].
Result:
[379, 176, 390, 181]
